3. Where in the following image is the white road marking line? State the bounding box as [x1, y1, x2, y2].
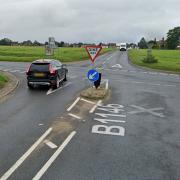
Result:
[67, 97, 80, 111]
[19, 71, 26, 74]
[38, 124, 44, 126]
[95, 113, 126, 118]
[89, 100, 102, 113]
[94, 118, 126, 123]
[129, 105, 165, 118]
[142, 71, 148, 74]
[44, 140, 58, 149]
[112, 64, 122, 69]
[46, 82, 72, 95]
[68, 113, 82, 120]
[2, 69, 12, 72]
[9, 70, 20, 73]
[32, 131, 76, 180]
[0, 128, 52, 180]
[164, 84, 176, 87]
[105, 79, 109, 90]
[80, 98, 95, 104]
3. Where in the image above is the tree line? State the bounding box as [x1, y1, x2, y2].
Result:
[138, 26, 180, 50]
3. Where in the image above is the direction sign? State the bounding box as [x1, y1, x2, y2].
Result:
[87, 69, 99, 82]
[85, 46, 102, 63]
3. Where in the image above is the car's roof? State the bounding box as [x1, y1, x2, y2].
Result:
[32, 59, 61, 64]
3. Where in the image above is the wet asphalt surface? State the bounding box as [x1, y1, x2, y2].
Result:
[0, 51, 180, 180]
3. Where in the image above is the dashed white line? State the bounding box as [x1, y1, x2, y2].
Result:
[0, 127, 52, 180]
[44, 140, 58, 149]
[67, 97, 80, 112]
[68, 113, 82, 120]
[32, 131, 76, 180]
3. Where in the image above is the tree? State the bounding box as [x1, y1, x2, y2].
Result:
[138, 37, 147, 49]
[0, 38, 12, 46]
[166, 26, 180, 49]
[33, 40, 41, 46]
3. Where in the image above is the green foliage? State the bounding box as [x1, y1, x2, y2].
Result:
[142, 51, 158, 63]
[0, 73, 8, 88]
[138, 37, 148, 49]
[0, 46, 112, 62]
[128, 49, 180, 72]
[166, 27, 180, 49]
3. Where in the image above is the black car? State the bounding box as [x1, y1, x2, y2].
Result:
[26, 59, 68, 89]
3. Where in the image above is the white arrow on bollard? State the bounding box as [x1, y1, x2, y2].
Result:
[89, 72, 98, 80]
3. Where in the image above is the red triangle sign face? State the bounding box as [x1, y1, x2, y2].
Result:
[85, 45, 102, 63]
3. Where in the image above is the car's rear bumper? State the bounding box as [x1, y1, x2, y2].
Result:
[28, 81, 51, 86]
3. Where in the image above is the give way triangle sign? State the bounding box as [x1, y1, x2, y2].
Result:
[85, 45, 102, 63]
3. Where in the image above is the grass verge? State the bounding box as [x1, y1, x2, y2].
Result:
[0, 73, 8, 88]
[0, 46, 113, 62]
[128, 49, 180, 73]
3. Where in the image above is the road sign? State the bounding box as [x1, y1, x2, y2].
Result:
[87, 69, 99, 82]
[85, 46, 102, 63]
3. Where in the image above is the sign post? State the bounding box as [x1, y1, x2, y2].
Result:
[85, 45, 102, 89]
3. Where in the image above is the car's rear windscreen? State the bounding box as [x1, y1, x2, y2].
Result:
[30, 63, 49, 72]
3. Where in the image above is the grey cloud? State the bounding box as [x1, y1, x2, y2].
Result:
[0, 0, 179, 43]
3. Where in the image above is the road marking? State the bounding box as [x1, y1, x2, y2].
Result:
[46, 82, 72, 95]
[38, 123, 44, 126]
[89, 100, 102, 113]
[95, 113, 126, 118]
[80, 98, 95, 104]
[129, 105, 165, 118]
[44, 140, 58, 149]
[3, 69, 12, 72]
[94, 118, 126, 123]
[68, 113, 82, 120]
[9, 70, 20, 73]
[19, 71, 26, 74]
[105, 79, 109, 90]
[0, 128, 52, 180]
[112, 64, 122, 69]
[92, 125, 125, 136]
[32, 131, 76, 180]
[67, 97, 80, 111]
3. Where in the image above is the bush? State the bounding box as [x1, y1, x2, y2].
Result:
[142, 49, 158, 63]
[143, 54, 158, 63]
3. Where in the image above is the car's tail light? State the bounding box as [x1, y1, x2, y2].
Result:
[26, 65, 30, 75]
[49, 64, 56, 75]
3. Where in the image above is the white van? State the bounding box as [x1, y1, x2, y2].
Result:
[120, 43, 127, 51]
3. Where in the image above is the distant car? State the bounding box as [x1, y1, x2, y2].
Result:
[119, 43, 127, 51]
[26, 59, 68, 89]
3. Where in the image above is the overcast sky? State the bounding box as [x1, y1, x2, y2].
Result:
[0, 0, 179, 43]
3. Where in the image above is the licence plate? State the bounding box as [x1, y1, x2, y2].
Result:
[33, 73, 45, 77]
